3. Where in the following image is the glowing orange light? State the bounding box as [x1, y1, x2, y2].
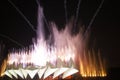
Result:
[79, 50, 107, 77]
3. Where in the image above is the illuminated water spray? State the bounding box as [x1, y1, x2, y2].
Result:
[0, 0, 107, 79]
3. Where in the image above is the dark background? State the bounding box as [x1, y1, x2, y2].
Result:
[0, 0, 120, 69]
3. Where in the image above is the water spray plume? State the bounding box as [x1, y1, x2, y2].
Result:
[79, 50, 107, 77]
[0, 59, 7, 77]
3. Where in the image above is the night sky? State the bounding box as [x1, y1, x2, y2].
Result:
[0, 0, 120, 68]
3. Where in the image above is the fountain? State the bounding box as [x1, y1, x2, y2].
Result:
[0, 0, 107, 80]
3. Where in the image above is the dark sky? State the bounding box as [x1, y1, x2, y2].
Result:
[0, 0, 120, 68]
